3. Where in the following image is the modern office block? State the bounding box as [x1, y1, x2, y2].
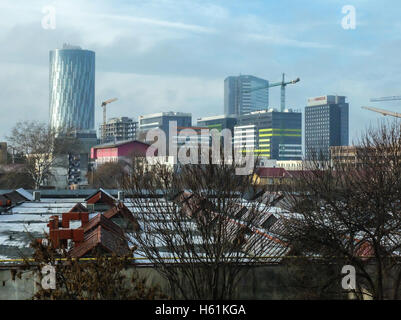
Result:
[224, 75, 269, 115]
[138, 112, 191, 134]
[196, 114, 237, 133]
[234, 109, 302, 160]
[305, 95, 349, 160]
[49, 44, 95, 132]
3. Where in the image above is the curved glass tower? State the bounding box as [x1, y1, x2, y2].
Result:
[49, 44, 95, 132]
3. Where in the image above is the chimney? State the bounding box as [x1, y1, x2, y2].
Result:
[33, 191, 41, 201]
[118, 191, 125, 202]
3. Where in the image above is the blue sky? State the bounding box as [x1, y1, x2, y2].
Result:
[1, 0, 401, 143]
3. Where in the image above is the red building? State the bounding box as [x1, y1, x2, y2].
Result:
[91, 139, 156, 166]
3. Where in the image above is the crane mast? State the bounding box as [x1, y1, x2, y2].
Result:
[100, 97, 118, 143]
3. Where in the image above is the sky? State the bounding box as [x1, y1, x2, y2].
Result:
[1, 0, 401, 143]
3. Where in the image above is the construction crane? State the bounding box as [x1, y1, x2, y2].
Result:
[361, 106, 401, 119]
[370, 96, 401, 102]
[247, 73, 300, 112]
[100, 97, 118, 142]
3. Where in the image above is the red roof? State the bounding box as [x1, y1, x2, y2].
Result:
[86, 189, 116, 206]
[256, 167, 288, 178]
[83, 213, 125, 236]
[68, 202, 89, 213]
[69, 225, 130, 258]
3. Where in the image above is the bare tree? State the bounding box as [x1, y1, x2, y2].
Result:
[90, 161, 127, 189]
[6, 121, 79, 189]
[25, 240, 167, 300]
[280, 120, 401, 300]
[122, 153, 281, 299]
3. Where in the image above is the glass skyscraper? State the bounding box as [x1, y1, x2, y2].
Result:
[224, 75, 269, 116]
[305, 95, 349, 160]
[49, 44, 95, 132]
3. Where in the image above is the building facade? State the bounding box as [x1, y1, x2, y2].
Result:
[305, 95, 349, 160]
[138, 112, 192, 151]
[234, 109, 302, 160]
[49, 44, 95, 132]
[100, 117, 137, 143]
[196, 114, 237, 133]
[224, 75, 269, 116]
[91, 140, 154, 167]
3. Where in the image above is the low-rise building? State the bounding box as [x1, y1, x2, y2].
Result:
[90, 139, 155, 167]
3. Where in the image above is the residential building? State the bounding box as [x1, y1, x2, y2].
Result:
[305, 95, 349, 160]
[100, 117, 137, 143]
[234, 109, 302, 160]
[224, 75, 269, 115]
[49, 43, 95, 132]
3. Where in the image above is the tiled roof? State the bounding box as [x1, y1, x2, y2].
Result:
[68, 202, 88, 213]
[85, 188, 116, 206]
[69, 225, 130, 258]
[103, 202, 139, 227]
[83, 213, 125, 237]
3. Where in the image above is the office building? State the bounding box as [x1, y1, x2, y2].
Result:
[234, 109, 302, 160]
[49, 43, 95, 132]
[100, 117, 137, 143]
[224, 75, 269, 115]
[197, 114, 237, 133]
[305, 95, 349, 160]
[138, 111, 191, 140]
[173, 126, 211, 149]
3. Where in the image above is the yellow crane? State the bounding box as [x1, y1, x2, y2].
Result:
[361, 106, 401, 119]
[101, 97, 118, 142]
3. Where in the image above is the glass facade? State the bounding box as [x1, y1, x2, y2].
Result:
[197, 115, 237, 133]
[49, 46, 95, 132]
[234, 110, 302, 160]
[305, 96, 349, 160]
[224, 75, 269, 115]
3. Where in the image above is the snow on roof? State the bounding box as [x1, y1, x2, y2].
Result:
[15, 188, 33, 201]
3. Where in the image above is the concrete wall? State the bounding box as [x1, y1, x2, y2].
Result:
[0, 264, 345, 300]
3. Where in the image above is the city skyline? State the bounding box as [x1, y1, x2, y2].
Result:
[1, 0, 401, 142]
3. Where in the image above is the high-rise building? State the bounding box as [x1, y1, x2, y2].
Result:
[100, 117, 138, 143]
[234, 109, 302, 160]
[49, 44, 95, 132]
[305, 95, 349, 160]
[224, 75, 269, 116]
